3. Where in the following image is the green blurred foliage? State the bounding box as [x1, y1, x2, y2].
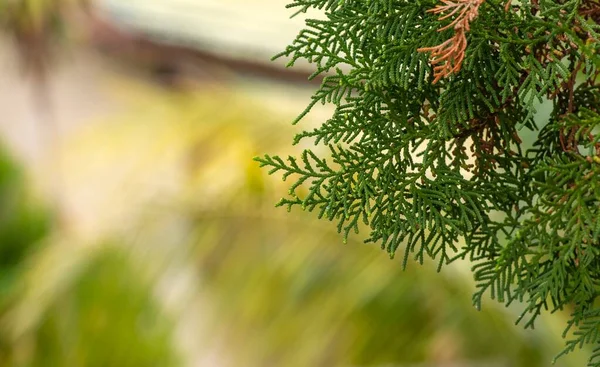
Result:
[0, 145, 50, 366]
[0, 146, 49, 300]
[29, 247, 179, 367]
[0, 143, 180, 367]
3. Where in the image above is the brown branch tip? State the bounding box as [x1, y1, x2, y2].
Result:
[418, 0, 485, 84]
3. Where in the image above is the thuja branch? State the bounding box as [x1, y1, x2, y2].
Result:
[258, 0, 600, 365]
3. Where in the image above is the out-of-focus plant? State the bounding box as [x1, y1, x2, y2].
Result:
[12, 245, 181, 367]
[0, 142, 180, 366]
[0, 145, 49, 295]
[0, 0, 75, 82]
[0, 144, 50, 365]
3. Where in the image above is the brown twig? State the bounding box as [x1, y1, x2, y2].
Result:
[567, 60, 584, 114]
[559, 60, 584, 153]
[418, 0, 485, 84]
[579, 0, 600, 24]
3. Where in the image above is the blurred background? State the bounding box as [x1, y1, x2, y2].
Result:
[0, 1, 591, 366]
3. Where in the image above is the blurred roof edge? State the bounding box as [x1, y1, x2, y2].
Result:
[88, 0, 326, 83]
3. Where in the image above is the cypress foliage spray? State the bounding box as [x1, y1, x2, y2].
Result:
[255, 0, 600, 364]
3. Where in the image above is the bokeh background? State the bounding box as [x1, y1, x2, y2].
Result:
[0, 1, 591, 366]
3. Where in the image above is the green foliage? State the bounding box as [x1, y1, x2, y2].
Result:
[0, 145, 51, 365]
[0, 142, 179, 366]
[0, 146, 49, 294]
[256, 0, 600, 364]
[29, 247, 179, 367]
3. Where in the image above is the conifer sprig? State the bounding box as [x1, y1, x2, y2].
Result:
[418, 0, 485, 83]
[256, 0, 600, 364]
